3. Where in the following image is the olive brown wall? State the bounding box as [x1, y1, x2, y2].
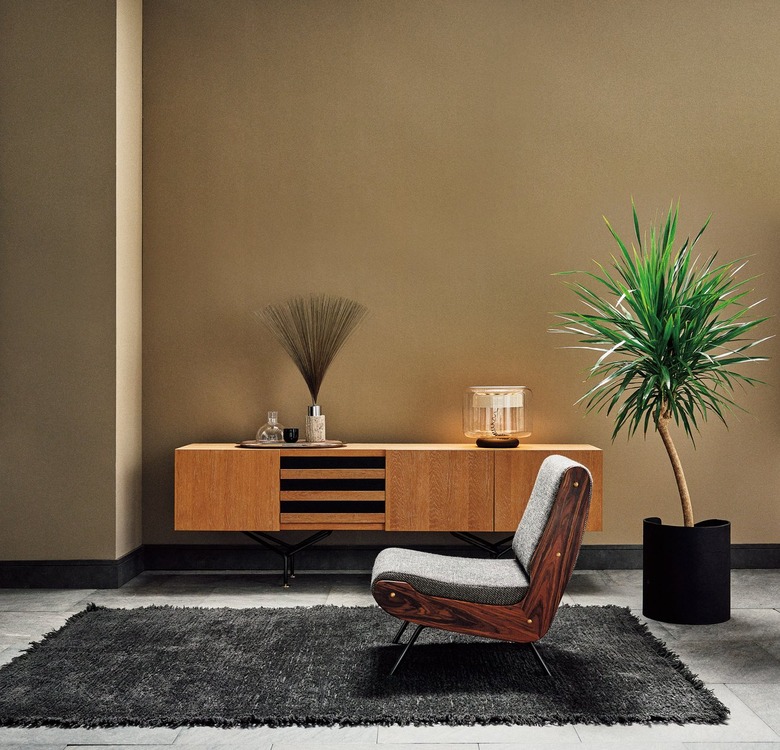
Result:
[3, 1, 777, 563]
[0, 0, 143, 561]
[143, 0, 779, 549]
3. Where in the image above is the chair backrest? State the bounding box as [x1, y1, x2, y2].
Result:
[512, 455, 591, 572]
[511, 455, 592, 640]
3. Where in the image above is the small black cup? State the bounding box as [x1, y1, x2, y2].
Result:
[283, 428, 299, 443]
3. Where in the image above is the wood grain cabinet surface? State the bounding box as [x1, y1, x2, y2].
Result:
[174, 443, 602, 533]
[174, 445, 280, 531]
[494, 447, 604, 532]
[385, 449, 494, 531]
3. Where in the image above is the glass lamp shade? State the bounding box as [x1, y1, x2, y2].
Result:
[463, 386, 532, 447]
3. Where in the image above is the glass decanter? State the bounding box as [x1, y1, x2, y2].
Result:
[256, 411, 284, 442]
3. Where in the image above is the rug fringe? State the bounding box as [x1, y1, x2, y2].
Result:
[602, 604, 730, 724]
[12, 602, 106, 663]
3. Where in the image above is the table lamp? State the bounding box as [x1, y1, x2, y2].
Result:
[463, 386, 532, 447]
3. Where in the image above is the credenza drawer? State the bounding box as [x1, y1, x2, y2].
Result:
[278, 454, 386, 530]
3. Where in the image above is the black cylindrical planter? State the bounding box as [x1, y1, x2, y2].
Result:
[643, 517, 731, 625]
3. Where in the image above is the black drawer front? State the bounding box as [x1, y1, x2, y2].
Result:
[280, 456, 385, 470]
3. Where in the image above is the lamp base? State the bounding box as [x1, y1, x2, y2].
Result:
[475, 436, 520, 448]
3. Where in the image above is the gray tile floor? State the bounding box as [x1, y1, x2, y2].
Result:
[0, 569, 778, 749]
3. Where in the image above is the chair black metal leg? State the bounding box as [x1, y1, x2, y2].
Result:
[529, 641, 552, 677]
[389, 624, 425, 675]
[392, 620, 410, 644]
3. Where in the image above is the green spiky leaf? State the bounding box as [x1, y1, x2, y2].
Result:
[552, 202, 771, 523]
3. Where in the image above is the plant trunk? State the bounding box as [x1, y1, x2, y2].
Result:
[656, 414, 694, 527]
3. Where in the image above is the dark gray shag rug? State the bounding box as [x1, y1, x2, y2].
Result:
[0, 603, 728, 728]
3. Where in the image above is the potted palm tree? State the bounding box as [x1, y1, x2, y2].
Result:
[555, 201, 769, 624]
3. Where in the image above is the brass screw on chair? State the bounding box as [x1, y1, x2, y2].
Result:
[573, 481, 579, 487]
[527, 618, 533, 624]
[556, 552, 561, 557]
[389, 592, 396, 598]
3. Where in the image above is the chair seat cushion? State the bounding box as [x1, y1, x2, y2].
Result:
[371, 547, 530, 606]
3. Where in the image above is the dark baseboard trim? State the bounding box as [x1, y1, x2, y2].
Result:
[730, 544, 780, 568]
[2, 543, 777, 588]
[0, 547, 144, 589]
[144, 542, 780, 573]
[578, 545, 642, 569]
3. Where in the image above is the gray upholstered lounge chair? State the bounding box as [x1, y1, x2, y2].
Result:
[371, 454, 592, 675]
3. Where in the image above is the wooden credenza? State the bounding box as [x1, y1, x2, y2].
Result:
[175, 443, 602, 533]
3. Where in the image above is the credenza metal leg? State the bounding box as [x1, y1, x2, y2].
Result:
[243, 530, 333, 587]
[450, 531, 514, 558]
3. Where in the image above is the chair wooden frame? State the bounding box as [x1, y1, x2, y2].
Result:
[371, 463, 592, 672]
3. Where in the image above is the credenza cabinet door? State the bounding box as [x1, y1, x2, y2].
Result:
[175, 448, 280, 531]
[385, 450, 494, 531]
[494, 449, 603, 532]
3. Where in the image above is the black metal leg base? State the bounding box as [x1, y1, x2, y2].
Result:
[388, 620, 551, 677]
[390, 623, 425, 676]
[243, 530, 332, 587]
[529, 641, 552, 677]
[392, 619, 410, 644]
[451, 531, 514, 558]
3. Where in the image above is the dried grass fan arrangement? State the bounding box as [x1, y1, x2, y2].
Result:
[255, 294, 368, 442]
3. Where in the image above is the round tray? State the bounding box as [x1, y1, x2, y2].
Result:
[237, 440, 345, 449]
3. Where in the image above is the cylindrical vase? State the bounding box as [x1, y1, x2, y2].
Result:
[305, 405, 326, 442]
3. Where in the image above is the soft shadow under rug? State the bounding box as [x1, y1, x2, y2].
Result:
[0, 603, 728, 728]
